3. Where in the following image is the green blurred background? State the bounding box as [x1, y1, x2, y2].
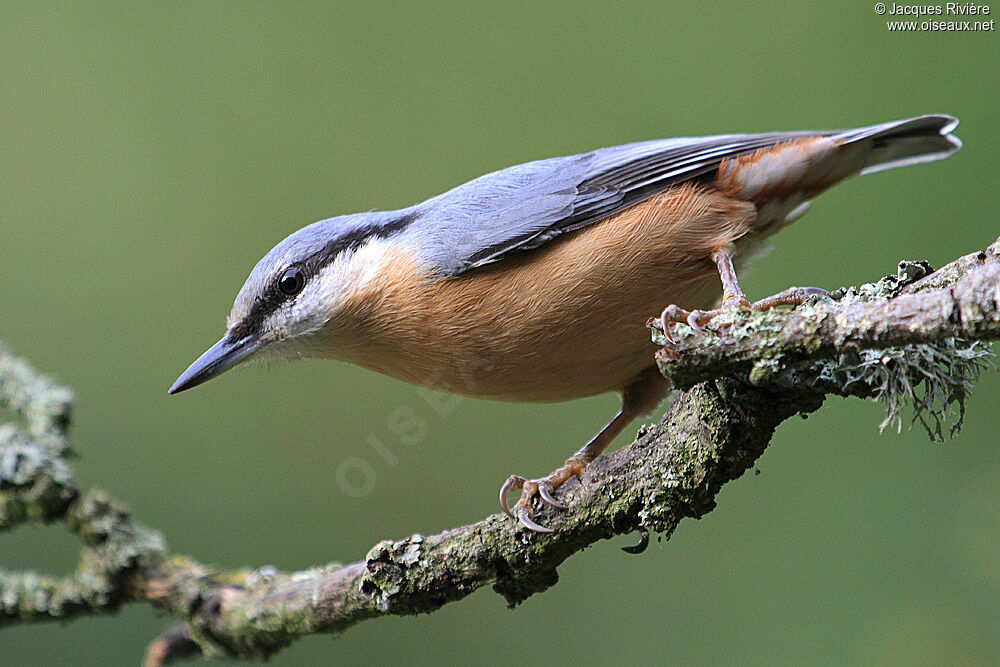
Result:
[2, 2, 997, 665]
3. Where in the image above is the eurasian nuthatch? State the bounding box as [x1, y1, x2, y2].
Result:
[170, 115, 961, 532]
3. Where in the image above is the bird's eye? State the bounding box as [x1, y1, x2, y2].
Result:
[278, 267, 306, 296]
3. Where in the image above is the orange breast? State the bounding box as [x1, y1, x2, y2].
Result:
[329, 185, 755, 402]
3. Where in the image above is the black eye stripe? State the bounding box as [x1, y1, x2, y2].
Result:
[226, 210, 420, 344]
[301, 210, 419, 276]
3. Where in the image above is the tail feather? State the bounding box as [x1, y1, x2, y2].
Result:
[721, 115, 961, 236]
[833, 114, 962, 175]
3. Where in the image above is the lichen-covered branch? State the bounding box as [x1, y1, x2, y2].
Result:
[652, 239, 1000, 391]
[1, 237, 998, 664]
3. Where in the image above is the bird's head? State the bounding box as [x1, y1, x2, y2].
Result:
[168, 210, 418, 394]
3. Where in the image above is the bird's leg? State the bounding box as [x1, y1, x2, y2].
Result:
[500, 412, 629, 533]
[659, 247, 827, 338]
[713, 246, 751, 309]
[500, 368, 667, 533]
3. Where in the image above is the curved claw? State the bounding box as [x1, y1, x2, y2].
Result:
[687, 310, 710, 335]
[621, 527, 650, 554]
[662, 323, 675, 344]
[659, 304, 691, 344]
[499, 475, 525, 518]
[537, 482, 566, 509]
[658, 314, 675, 344]
[517, 507, 554, 533]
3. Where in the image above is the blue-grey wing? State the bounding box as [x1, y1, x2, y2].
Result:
[406, 132, 800, 275]
[405, 115, 958, 276]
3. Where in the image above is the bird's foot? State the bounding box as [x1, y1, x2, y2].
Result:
[748, 286, 828, 311]
[657, 287, 827, 342]
[499, 456, 587, 533]
[656, 299, 740, 341]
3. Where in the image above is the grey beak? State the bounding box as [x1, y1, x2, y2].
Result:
[168, 334, 261, 394]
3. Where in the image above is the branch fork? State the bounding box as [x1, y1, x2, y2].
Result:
[2, 237, 998, 663]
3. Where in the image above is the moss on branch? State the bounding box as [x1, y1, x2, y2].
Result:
[1, 237, 998, 664]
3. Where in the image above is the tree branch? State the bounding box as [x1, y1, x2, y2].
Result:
[2, 237, 998, 663]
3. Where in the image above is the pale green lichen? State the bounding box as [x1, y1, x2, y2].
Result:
[0, 247, 994, 658]
[0, 343, 73, 454]
[359, 534, 427, 612]
[807, 338, 994, 441]
[796, 263, 995, 442]
[654, 259, 994, 441]
[748, 357, 783, 385]
[0, 425, 78, 529]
